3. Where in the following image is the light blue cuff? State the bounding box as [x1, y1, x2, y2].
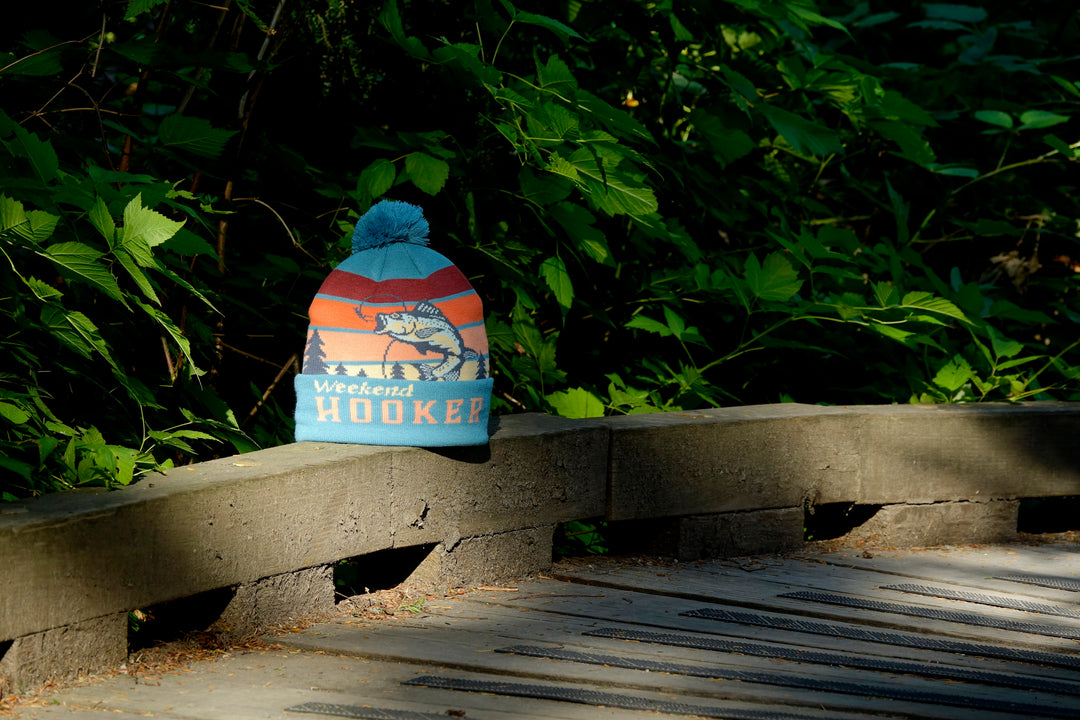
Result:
[294, 374, 493, 447]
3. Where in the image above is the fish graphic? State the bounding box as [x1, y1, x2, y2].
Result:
[365, 300, 480, 381]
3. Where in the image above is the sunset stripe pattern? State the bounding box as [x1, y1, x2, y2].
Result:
[293, 201, 493, 446]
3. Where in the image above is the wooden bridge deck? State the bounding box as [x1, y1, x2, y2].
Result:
[13, 541, 1080, 719]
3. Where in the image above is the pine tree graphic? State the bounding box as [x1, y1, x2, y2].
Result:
[303, 329, 329, 375]
[391, 361, 407, 379]
[334, 362, 348, 375]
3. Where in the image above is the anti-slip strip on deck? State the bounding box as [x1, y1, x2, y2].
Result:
[285, 703, 448, 720]
[584, 627, 1080, 697]
[882, 583, 1080, 618]
[681, 607, 1080, 670]
[493, 644, 1079, 718]
[995, 574, 1080, 593]
[780, 590, 1080, 640]
[404, 675, 862, 720]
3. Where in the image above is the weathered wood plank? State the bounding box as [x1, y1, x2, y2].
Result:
[278, 624, 1057, 720]
[806, 545, 1080, 600]
[29, 651, 661, 720]
[429, 581, 1080, 674]
[280, 588, 1080, 720]
[545, 563, 1080, 653]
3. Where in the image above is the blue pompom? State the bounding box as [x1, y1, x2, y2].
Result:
[352, 200, 430, 253]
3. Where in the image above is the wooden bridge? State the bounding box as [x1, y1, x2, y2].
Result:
[12, 539, 1080, 719]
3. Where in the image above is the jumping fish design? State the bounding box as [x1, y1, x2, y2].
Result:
[368, 300, 479, 381]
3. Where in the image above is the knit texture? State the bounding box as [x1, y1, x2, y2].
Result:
[294, 201, 493, 446]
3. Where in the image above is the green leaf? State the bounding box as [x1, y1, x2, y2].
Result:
[108, 445, 138, 486]
[378, 0, 429, 57]
[511, 313, 545, 358]
[170, 428, 218, 441]
[88, 197, 117, 244]
[520, 168, 573, 206]
[566, 149, 657, 216]
[927, 163, 979, 177]
[874, 281, 899, 307]
[161, 228, 218, 257]
[0, 458, 34, 483]
[432, 43, 501, 86]
[546, 154, 580, 182]
[933, 358, 972, 394]
[626, 314, 673, 337]
[136, 300, 199, 372]
[662, 305, 686, 336]
[1050, 75, 1080, 99]
[537, 55, 577, 93]
[785, 2, 850, 33]
[974, 110, 1013, 129]
[404, 152, 450, 195]
[1017, 110, 1069, 131]
[0, 195, 59, 244]
[121, 193, 185, 248]
[39, 305, 119, 369]
[688, 109, 755, 166]
[996, 355, 1041, 372]
[1043, 134, 1077, 159]
[533, 102, 579, 140]
[41, 242, 126, 302]
[0, 49, 62, 76]
[546, 387, 605, 418]
[0, 402, 30, 424]
[875, 91, 938, 127]
[515, 11, 583, 40]
[491, 121, 520, 147]
[760, 105, 843, 156]
[745, 253, 803, 302]
[0, 195, 27, 235]
[986, 326, 1023, 360]
[539, 256, 574, 313]
[8, 125, 59, 183]
[158, 114, 237, 158]
[23, 211, 59, 243]
[923, 4, 987, 23]
[717, 65, 758, 103]
[909, 20, 970, 31]
[669, 12, 694, 41]
[115, 248, 160, 304]
[548, 202, 611, 265]
[574, 90, 654, 144]
[358, 158, 397, 200]
[872, 120, 935, 166]
[125, 0, 169, 19]
[871, 323, 938, 350]
[26, 276, 63, 301]
[108, 38, 160, 66]
[900, 291, 969, 323]
[988, 299, 1055, 324]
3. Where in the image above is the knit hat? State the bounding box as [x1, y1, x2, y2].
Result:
[293, 200, 493, 446]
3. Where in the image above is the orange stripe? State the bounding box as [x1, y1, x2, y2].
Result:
[309, 298, 368, 330]
[309, 294, 485, 333]
[315, 327, 488, 364]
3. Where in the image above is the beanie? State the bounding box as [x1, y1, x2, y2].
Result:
[293, 200, 493, 446]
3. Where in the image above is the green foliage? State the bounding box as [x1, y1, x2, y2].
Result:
[3, 0, 1079, 500]
[0, 1, 317, 499]
[554, 520, 609, 557]
[339, 0, 1079, 415]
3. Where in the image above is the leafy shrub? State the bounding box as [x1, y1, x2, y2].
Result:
[334, 0, 1079, 414]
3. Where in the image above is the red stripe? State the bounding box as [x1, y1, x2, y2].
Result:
[318, 264, 474, 303]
